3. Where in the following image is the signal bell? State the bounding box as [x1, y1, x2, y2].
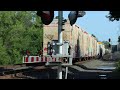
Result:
[37, 11, 54, 25]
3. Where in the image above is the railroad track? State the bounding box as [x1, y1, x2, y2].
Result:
[0, 63, 48, 79]
[0, 66, 33, 76]
[0, 58, 99, 75]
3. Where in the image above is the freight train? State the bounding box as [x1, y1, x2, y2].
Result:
[43, 19, 105, 61]
[23, 19, 105, 64]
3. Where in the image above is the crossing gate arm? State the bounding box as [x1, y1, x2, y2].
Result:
[23, 55, 73, 66]
[45, 55, 73, 66]
[23, 56, 40, 63]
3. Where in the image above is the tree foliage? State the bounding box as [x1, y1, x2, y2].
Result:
[106, 11, 120, 21]
[0, 11, 43, 65]
[102, 41, 110, 49]
[118, 36, 120, 43]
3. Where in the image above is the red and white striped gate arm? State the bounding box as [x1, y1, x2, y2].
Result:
[23, 56, 58, 63]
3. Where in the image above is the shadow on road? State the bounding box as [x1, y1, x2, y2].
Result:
[66, 66, 120, 79]
[73, 63, 115, 71]
[0, 67, 13, 76]
[19, 65, 120, 79]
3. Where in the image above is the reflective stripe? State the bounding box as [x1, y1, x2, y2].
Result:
[31, 57, 34, 62]
[24, 56, 61, 63]
[47, 57, 50, 62]
[41, 57, 43, 62]
[26, 57, 28, 62]
[36, 57, 39, 61]
[45, 57, 47, 62]
[52, 57, 56, 62]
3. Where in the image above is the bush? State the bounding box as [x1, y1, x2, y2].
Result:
[115, 60, 120, 71]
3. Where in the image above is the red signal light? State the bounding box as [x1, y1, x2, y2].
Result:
[37, 11, 54, 25]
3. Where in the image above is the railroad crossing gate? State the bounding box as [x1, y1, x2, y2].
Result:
[23, 55, 72, 66]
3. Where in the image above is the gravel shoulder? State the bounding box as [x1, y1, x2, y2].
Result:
[74, 59, 116, 69]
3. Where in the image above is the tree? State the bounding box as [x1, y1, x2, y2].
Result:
[0, 38, 10, 65]
[0, 11, 43, 65]
[118, 36, 120, 43]
[106, 11, 120, 21]
[102, 41, 110, 49]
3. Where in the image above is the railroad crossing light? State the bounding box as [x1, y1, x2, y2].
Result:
[109, 38, 111, 42]
[62, 19, 67, 31]
[68, 11, 78, 26]
[68, 11, 86, 26]
[36, 11, 54, 25]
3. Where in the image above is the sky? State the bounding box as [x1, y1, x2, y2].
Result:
[55, 11, 120, 45]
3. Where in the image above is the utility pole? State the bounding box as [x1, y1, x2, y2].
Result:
[57, 11, 63, 79]
[109, 38, 112, 60]
[110, 40, 112, 60]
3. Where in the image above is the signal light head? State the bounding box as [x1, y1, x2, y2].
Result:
[109, 38, 111, 42]
[37, 11, 54, 25]
[68, 11, 78, 26]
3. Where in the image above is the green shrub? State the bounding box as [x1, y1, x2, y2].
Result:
[115, 60, 120, 71]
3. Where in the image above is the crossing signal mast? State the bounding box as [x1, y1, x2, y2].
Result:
[36, 11, 86, 79]
[108, 38, 111, 47]
[108, 38, 112, 60]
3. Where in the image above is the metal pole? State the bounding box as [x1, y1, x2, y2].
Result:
[65, 67, 68, 79]
[71, 25, 73, 57]
[57, 11, 63, 79]
[57, 65, 62, 79]
[58, 11, 63, 54]
[111, 41, 112, 60]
